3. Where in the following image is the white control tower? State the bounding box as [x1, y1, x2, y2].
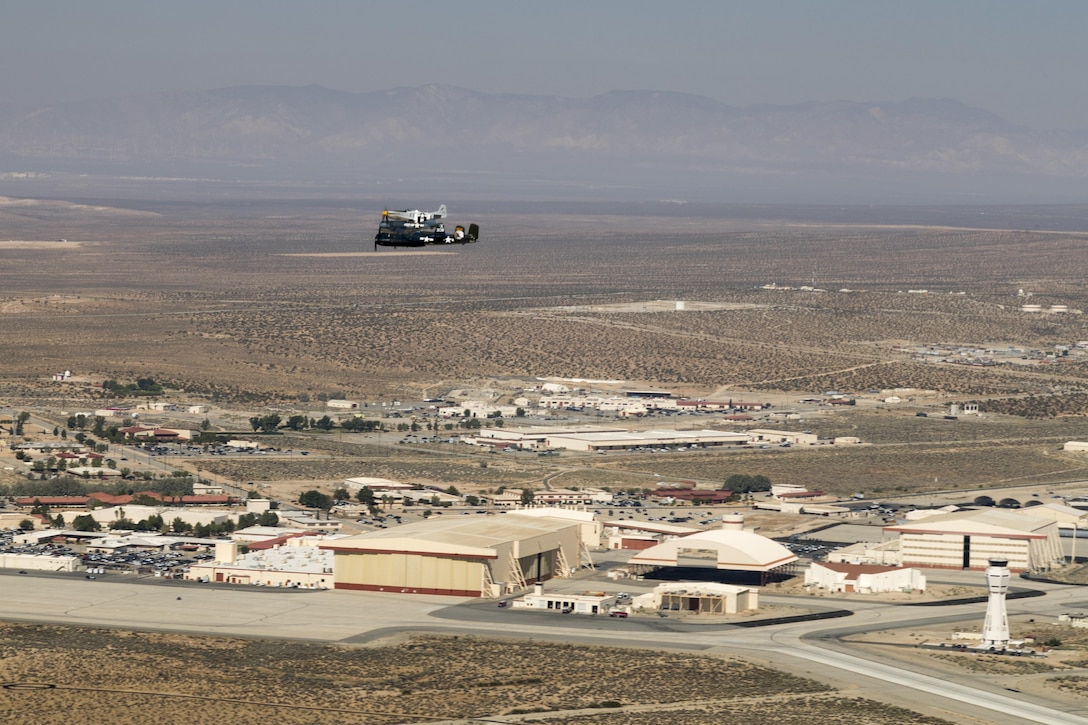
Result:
[982, 558, 1011, 649]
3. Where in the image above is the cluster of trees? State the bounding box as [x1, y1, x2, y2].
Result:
[283, 415, 335, 431]
[102, 377, 163, 396]
[65, 510, 278, 535]
[299, 489, 334, 511]
[3, 477, 198, 499]
[721, 474, 772, 493]
[249, 414, 282, 433]
[341, 417, 382, 432]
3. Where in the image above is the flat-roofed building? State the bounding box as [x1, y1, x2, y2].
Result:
[185, 536, 335, 588]
[512, 584, 617, 615]
[343, 476, 414, 492]
[748, 429, 819, 446]
[547, 429, 749, 452]
[647, 581, 759, 615]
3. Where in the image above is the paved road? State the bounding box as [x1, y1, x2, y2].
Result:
[3, 572, 1088, 724]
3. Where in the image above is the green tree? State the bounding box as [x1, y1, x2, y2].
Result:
[333, 487, 350, 501]
[200, 418, 211, 431]
[249, 416, 262, 432]
[520, 488, 535, 505]
[722, 474, 771, 493]
[72, 514, 101, 532]
[465, 495, 480, 507]
[446, 485, 460, 496]
[285, 415, 309, 431]
[52, 513, 66, 528]
[299, 489, 333, 510]
[257, 511, 279, 526]
[18, 518, 35, 531]
[259, 414, 281, 433]
[356, 486, 375, 506]
[314, 415, 334, 431]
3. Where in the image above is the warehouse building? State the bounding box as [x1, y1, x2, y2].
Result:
[545, 429, 749, 452]
[319, 513, 588, 597]
[884, 509, 1064, 572]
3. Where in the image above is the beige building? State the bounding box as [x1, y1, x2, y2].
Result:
[641, 581, 759, 615]
[885, 509, 1064, 572]
[627, 519, 797, 577]
[0, 553, 82, 572]
[748, 429, 819, 446]
[320, 513, 587, 597]
[184, 537, 334, 588]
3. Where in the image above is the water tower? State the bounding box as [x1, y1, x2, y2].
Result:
[981, 558, 1010, 649]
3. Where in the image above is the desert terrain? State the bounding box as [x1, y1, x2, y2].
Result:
[6, 192, 1088, 722]
[0, 623, 958, 725]
[3, 195, 1088, 500]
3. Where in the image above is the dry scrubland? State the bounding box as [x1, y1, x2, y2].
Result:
[3, 202, 1088, 403]
[0, 623, 952, 725]
[191, 408, 1088, 497]
[4, 200, 1088, 499]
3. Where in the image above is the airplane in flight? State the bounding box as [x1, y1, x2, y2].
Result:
[374, 204, 479, 248]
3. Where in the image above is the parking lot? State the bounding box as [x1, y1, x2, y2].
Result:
[0, 527, 210, 578]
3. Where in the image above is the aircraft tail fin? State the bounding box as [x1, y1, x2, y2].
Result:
[435, 204, 447, 219]
[468, 223, 479, 242]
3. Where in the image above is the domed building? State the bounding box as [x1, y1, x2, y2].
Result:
[627, 513, 798, 583]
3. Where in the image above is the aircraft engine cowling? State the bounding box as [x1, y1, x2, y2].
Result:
[454, 226, 465, 240]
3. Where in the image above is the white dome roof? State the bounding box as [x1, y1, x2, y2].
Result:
[629, 528, 796, 572]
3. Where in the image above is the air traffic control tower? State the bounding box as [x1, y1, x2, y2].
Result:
[982, 558, 1011, 649]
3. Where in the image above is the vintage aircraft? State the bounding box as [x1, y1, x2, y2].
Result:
[374, 205, 479, 248]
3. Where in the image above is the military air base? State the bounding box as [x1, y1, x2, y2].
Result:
[8, 3, 1088, 724]
[6, 190, 1088, 724]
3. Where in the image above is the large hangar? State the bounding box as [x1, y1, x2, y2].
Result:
[320, 513, 586, 597]
[627, 517, 798, 583]
[884, 508, 1064, 572]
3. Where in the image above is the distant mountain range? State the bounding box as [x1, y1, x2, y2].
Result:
[2, 84, 1087, 202]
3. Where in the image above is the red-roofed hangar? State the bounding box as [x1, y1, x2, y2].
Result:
[320, 513, 588, 597]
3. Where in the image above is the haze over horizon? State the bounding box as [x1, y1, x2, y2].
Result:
[4, 1, 1086, 131]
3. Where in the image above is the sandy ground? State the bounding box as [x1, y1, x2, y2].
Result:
[0, 240, 84, 248]
[279, 251, 458, 257]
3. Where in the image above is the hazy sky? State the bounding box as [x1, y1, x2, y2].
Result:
[4, 1, 1085, 130]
